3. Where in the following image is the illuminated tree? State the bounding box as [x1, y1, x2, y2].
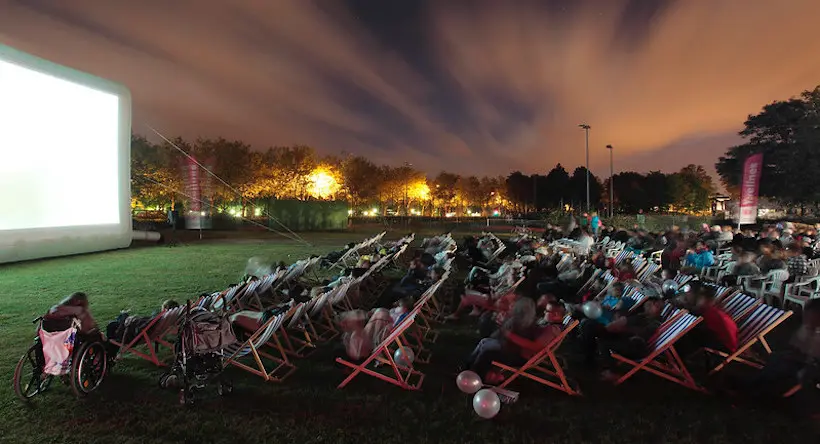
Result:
[307, 164, 342, 200]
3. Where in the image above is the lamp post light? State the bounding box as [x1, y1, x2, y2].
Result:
[579, 124, 591, 212]
[606, 144, 614, 218]
[403, 162, 412, 217]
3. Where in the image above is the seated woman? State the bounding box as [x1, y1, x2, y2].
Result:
[44, 292, 98, 335]
[229, 303, 292, 337]
[446, 270, 516, 321]
[465, 299, 567, 384]
[106, 299, 180, 352]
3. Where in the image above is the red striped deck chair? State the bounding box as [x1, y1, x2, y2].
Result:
[717, 292, 761, 322]
[276, 302, 316, 358]
[110, 306, 185, 366]
[612, 310, 705, 391]
[223, 305, 297, 382]
[336, 313, 425, 390]
[492, 315, 581, 395]
[706, 304, 793, 374]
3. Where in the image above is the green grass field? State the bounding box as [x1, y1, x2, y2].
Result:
[0, 230, 818, 444]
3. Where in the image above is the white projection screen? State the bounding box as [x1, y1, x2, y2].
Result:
[0, 43, 132, 264]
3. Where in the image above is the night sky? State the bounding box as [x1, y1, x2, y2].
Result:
[2, 0, 820, 179]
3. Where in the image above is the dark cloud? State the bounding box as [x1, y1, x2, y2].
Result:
[2, 0, 819, 179]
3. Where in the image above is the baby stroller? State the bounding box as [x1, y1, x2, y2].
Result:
[165, 302, 236, 405]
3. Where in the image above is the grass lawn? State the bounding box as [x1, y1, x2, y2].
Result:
[1, 230, 818, 444]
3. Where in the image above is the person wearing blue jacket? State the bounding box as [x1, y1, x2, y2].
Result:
[685, 241, 715, 271]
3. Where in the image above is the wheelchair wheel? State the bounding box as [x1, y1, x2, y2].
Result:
[13, 345, 53, 402]
[70, 341, 107, 398]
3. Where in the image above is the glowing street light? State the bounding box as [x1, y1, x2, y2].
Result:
[579, 124, 591, 212]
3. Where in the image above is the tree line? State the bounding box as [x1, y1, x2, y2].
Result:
[131, 135, 717, 217]
[716, 86, 820, 214]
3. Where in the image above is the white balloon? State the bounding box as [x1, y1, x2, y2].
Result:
[582, 301, 603, 319]
[472, 389, 501, 419]
[456, 370, 483, 394]
[393, 347, 415, 367]
[662, 279, 679, 296]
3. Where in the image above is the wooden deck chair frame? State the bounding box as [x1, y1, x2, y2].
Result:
[310, 284, 349, 342]
[706, 304, 793, 374]
[336, 313, 425, 390]
[302, 289, 336, 343]
[110, 306, 185, 366]
[276, 302, 316, 358]
[612, 310, 705, 391]
[492, 316, 581, 395]
[223, 306, 297, 382]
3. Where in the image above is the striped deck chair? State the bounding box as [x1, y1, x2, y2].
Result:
[110, 306, 185, 366]
[717, 292, 760, 322]
[674, 273, 695, 287]
[404, 278, 449, 359]
[612, 310, 704, 391]
[577, 268, 604, 296]
[492, 315, 581, 395]
[303, 288, 336, 342]
[255, 269, 285, 298]
[276, 302, 316, 358]
[706, 304, 793, 374]
[223, 305, 297, 382]
[330, 242, 361, 271]
[624, 289, 648, 313]
[711, 285, 739, 304]
[631, 256, 648, 276]
[638, 262, 660, 283]
[311, 283, 352, 341]
[336, 313, 425, 390]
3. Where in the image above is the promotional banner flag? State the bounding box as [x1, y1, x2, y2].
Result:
[184, 156, 201, 212]
[738, 153, 763, 225]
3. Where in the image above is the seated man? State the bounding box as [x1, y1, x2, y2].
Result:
[676, 286, 737, 360]
[581, 297, 663, 378]
[378, 266, 444, 308]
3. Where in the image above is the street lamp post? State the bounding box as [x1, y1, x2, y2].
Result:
[579, 124, 591, 212]
[404, 162, 412, 217]
[606, 144, 614, 218]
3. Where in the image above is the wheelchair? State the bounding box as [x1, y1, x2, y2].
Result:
[13, 316, 108, 402]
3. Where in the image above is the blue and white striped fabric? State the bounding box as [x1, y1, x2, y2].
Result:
[719, 293, 759, 321]
[737, 304, 791, 345]
[650, 312, 699, 352]
[224, 310, 289, 358]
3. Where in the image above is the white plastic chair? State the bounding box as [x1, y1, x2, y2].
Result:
[741, 269, 790, 305]
[783, 275, 820, 311]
